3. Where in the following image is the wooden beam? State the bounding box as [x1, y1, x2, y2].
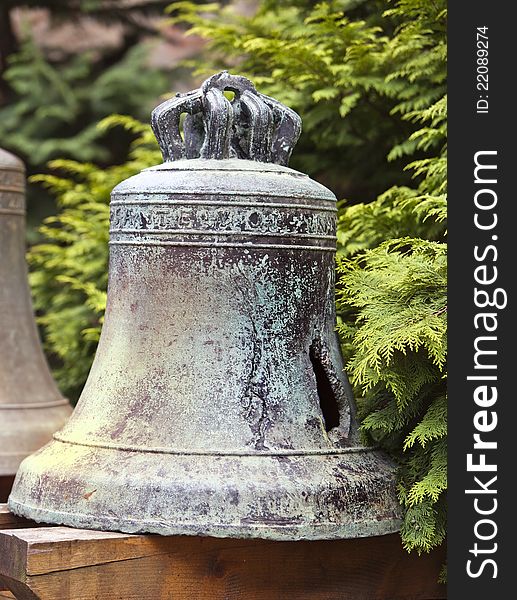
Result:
[0, 522, 446, 600]
[0, 505, 40, 531]
[0, 478, 14, 504]
[0, 505, 51, 594]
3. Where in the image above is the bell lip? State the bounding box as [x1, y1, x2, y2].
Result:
[9, 440, 403, 541]
[8, 496, 402, 541]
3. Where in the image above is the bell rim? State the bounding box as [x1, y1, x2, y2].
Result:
[9, 439, 402, 541]
[8, 496, 402, 541]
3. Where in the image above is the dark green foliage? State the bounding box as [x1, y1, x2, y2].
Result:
[336, 239, 447, 552]
[0, 1, 172, 95]
[0, 37, 169, 166]
[335, 0, 447, 553]
[169, 0, 444, 201]
[0, 0, 175, 166]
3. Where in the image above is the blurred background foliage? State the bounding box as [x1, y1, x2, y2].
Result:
[0, 0, 202, 234]
[0, 0, 446, 559]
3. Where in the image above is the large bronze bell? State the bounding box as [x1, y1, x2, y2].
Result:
[9, 73, 401, 539]
[0, 148, 71, 499]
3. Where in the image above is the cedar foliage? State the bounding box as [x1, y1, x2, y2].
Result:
[28, 0, 447, 554]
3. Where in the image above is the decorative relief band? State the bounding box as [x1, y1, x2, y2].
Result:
[0, 399, 70, 410]
[0, 169, 24, 189]
[110, 203, 336, 240]
[110, 240, 336, 252]
[111, 198, 337, 212]
[0, 190, 25, 212]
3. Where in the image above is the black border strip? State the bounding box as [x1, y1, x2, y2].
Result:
[449, 3, 513, 596]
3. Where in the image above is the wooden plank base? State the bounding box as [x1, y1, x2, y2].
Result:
[1, 505, 50, 595]
[0, 505, 446, 599]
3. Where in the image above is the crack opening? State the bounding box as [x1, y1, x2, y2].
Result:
[309, 343, 340, 432]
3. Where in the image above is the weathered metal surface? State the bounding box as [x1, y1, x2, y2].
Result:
[9, 74, 402, 539]
[151, 71, 302, 164]
[0, 148, 71, 477]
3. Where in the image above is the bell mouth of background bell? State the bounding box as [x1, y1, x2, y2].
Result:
[0, 399, 70, 410]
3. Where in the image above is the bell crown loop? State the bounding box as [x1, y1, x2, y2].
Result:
[151, 71, 302, 165]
